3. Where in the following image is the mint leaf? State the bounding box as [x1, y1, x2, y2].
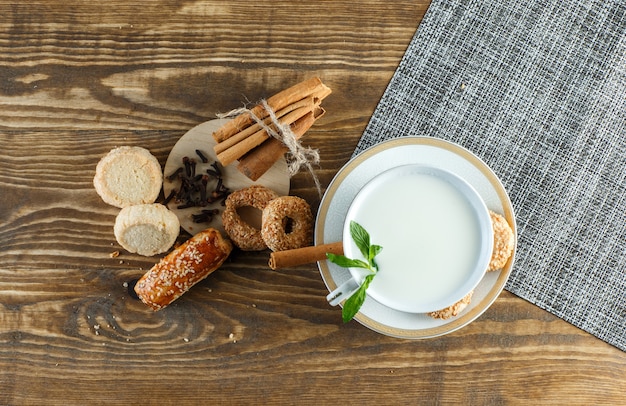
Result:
[326, 221, 382, 323]
[326, 253, 369, 269]
[368, 244, 383, 268]
[342, 273, 375, 323]
[350, 221, 370, 259]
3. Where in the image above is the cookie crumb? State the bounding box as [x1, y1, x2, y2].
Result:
[110, 250, 120, 258]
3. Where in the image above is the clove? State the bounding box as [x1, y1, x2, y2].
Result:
[165, 157, 230, 223]
[166, 166, 183, 181]
[195, 149, 209, 163]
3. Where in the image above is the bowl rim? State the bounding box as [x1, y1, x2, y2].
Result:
[341, 163, 494, 313]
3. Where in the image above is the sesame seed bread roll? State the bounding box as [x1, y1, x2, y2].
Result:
[134, 228, 233, 311]
[94, 146, 162, 208]
[114, 203, 180, 256]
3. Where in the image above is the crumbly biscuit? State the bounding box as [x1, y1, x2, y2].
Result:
[488, 210, 515, 271]
[261, 196, 313, 252]
[427, 291, 473, 320]
[94, 146, 163, 208]
[114, 203, 180, 256]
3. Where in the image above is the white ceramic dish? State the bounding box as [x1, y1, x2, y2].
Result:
[342, 164, 494, 313]
[315, 137, 516, 339]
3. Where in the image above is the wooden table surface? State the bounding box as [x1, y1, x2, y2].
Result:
[1, 1, 624, 404]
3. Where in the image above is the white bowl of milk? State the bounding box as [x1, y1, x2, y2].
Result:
[343, 164, 493, 313]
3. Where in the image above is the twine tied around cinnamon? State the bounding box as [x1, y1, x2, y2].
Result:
[218, 100, 323, 196]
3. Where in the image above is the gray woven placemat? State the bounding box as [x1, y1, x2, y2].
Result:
[354, 0, 625, 351]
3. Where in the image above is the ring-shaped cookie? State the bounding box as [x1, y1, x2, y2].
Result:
[261, 196, 313, 252]
[222, 185, 279, 251]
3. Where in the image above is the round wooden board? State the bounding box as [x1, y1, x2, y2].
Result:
[164, 119, 290, 235]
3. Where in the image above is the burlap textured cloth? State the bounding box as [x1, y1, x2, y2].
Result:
[354, 0, 625, 350]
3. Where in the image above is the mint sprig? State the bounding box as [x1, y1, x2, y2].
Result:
[326, 221, 382, 323]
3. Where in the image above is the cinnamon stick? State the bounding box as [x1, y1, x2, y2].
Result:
[238, 107, 324, 181]
[311, 84, 332, 101]
[216, 105, 314, 166]
[212, 77, 327, 143]
[269, 242, 343, 270]
[213, 96, 318, 155]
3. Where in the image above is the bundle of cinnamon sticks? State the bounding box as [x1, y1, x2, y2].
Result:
[212, 77, 331, 181]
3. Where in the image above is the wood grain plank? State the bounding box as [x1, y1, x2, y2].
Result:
[1, 1, 625, 405]
[0, 1, 423, 130]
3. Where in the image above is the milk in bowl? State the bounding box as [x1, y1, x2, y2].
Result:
[342, 164, 493, 313]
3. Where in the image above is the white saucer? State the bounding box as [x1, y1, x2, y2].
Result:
[315, 137, 517, 339]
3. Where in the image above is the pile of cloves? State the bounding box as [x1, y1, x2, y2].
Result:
[164, 150, 231, 224]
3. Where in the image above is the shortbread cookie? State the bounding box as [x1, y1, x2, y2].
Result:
[94, 146, 163, 208]
[114, 204, 180, 256]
